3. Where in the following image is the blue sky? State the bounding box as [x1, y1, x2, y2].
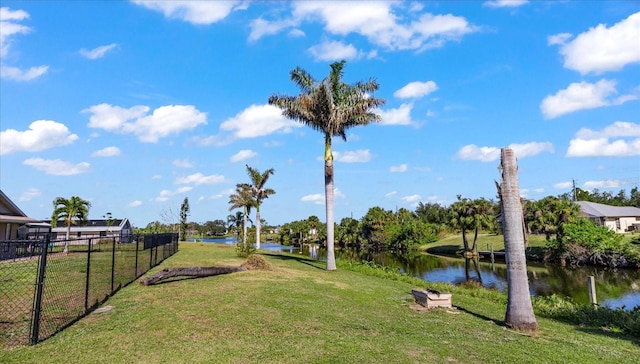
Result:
[1, 0, 639, 228]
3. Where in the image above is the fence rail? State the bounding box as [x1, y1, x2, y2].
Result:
[0, 233, 178, 346]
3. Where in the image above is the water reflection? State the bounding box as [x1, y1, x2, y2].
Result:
[190, 238, 640, 309]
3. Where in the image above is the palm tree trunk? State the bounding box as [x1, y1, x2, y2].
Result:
[64, 224, 71, 254]
[242, 207, 248, 250]
[500, 148, 538, 331]
[324, 137, 336, 271]
[255, 208, 261, 250]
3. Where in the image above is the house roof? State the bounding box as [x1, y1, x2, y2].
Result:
[47, 218, 130, 233]
[576, 201, 640, 218]
[0, 189, 40, 224]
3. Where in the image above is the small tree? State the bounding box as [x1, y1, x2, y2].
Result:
[179, 197, 190, 241]
[51, 196, 91, 254]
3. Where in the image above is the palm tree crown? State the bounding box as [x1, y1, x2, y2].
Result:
[269, 60, 385, 270]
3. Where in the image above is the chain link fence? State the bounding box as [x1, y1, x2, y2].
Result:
[0, 233, 178, 347]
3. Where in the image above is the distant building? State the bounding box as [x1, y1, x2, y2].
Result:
[576, 201, 640, 233]
[46, 218, 133, 243]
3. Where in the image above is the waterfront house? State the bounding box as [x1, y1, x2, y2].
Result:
[576, 201, 640, 233]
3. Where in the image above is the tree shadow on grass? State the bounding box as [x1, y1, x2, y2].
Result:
[260, 252, 325, 270]
[453, 304, 506, 328]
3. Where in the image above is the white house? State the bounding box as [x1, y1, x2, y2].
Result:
[576, 201, 640, 233]
[47, 218, 133, 242]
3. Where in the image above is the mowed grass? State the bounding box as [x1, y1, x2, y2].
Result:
[1, 242, 638, 364]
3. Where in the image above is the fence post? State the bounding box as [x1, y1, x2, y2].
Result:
[85, 238, 92, 310]
[134, 235, 139, 278]
[30, 236, 50, 345]
[111, 237, 116, 293]
[149, 235, 154, 269]
[587, 275, 598, 307]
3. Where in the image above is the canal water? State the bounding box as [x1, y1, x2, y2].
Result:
[187, 238, 640, 309]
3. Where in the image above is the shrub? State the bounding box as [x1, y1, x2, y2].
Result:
[534, 295, 640, 337]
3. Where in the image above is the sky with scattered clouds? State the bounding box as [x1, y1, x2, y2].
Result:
[1, 1, 639, 227]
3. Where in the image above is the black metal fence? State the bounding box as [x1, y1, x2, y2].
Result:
[0, 233, 178, 346]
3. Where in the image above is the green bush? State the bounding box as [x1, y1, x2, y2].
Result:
[544, 218, 640, 267]
[534, 294, 640, 337]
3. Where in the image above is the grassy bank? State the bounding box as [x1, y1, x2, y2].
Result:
[424, 233, 548, 258]
[2, 242, 638, 363]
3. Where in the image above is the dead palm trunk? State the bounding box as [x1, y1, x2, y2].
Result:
[499, 148, 538, 331]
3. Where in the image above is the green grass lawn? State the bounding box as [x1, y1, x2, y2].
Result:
[1, 242, 638, 363]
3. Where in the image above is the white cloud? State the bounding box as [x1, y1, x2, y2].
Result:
[230, 149, 257, 163]
[23, 158, 90, 176]
[174, 173, 226, 185]
[253, 2, 477, 52]
[301, 188, 343, 204]
[547, 32, 572, 46]
[1, 120, 79, 155]
[456, 142, 554, 162]
[567, 121, 640, 157]
[91, 146, 121, 157]
[334, 149, 372, 163]
[483, 0, 528, 8]
[385, 191, 397, 198]
[128, 200, 142, 207]
[84, 103, 207, 143]
[389, 163, 408, 172]
[0, 7, 30, 57]
[553, 12, 640, 74]
[0, 65, 49, 81]
[376, 103, 414, 125]
[131, 0, 247, 25]
[19, 188, 41, 201]
[540, 79, 636, 119]
[155, 186, 193, 202]
[308, 40, 360, 61]
[401, 194, 421, 203]
[79, 43, 117, 60]
[394, 81, 438, 99]
[173, 158, 194, 168]
[301, 193, 324, 205]
[249, 17, 297, 42]
[0, 7, 48, 80]
[554, 181, 573, 189]
[219, 104, 302, 139]
[583, 180, 628, 189]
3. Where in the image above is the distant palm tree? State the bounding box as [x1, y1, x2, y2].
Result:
[269, 60, 385, 270]
[245, 165, 275, 250]
[227, 211, 243, 237]
[51, 196, 91, 254]
[228, 184, 255, 249]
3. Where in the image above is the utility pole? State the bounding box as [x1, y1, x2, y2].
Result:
[572, 179, 577, 201]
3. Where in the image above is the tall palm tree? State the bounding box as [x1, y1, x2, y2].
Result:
[51, 196, 91, 254]
[228, 184, 255, 249]
[499, 148, 538, 331]
[269, 60, 385, 270]
[245, 165, 275, 250]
